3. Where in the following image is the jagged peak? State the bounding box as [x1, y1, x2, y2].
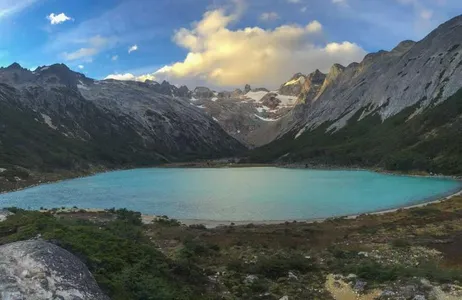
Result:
[289, 72, 306, 80]
[6, 62, 23, 70]
[306, 69, 326, 84]
[194, 86, 212, 92]
[311, 69, 324, 76]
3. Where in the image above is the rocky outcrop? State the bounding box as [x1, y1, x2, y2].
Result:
[252, 87, 269, 93]
[193, 86, 215, 99]
[301, 69, 327, 103]
[279, 73, 306, 96]
[0, 240, 109, 299]
[261, 93, 282, 109]
[244, 84, 251, 94]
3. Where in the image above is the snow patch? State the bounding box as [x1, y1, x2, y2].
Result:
[295, 127, 306, 139]
[211, 97, 218, 102]
[212, 117, 219, 122]
[40, 114, 57, 130]
[77, 81, 89, 91]
[272, 92, 297, 106]
[245, 91, 268, 102]
[256, 107, 266, 113]
[0, 168, 6, 173]
[254, 114, 279, 122]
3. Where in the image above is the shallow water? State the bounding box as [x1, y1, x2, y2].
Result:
[0, 168, 460, 221]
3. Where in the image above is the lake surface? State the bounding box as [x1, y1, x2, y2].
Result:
[0, 168, 461, 221]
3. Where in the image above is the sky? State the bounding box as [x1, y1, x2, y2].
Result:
[0, 0, 461, 89]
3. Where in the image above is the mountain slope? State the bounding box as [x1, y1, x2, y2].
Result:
[0, 64, 244, 171]
[246, 15, 462, 175]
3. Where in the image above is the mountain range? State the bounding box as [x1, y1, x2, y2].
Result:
[1, 14, 462, 175]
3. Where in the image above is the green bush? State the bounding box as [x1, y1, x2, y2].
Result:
[0, 209, 209, 300]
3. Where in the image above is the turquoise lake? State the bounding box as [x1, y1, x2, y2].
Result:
[0, 168, 461, 221]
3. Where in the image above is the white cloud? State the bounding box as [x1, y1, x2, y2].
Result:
[259, 12, 279, 22]
[111, 55, 119, 61]
[106, 6, 365, 88]
[287, 0, 301, 3]
[105, 73, 136, 81]
[128, 44, 138, 53]
[78, 65, 84, 69]
[47, 13, 72, 25]
[62, 35, 110, 61]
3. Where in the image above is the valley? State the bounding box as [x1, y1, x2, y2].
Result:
[1, 8, 462, 300]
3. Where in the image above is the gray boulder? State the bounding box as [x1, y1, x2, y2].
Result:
[0, 240, 109, 300]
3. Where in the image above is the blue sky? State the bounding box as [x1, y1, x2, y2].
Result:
[0, 0, 461, 88]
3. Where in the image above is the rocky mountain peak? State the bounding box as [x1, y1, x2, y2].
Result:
[194, 86, 215, 99]
[5, 62, 23, 70]
[279, 74, 306, 96]
[307, 69, 327, 83]
[244, 84, 251, 94]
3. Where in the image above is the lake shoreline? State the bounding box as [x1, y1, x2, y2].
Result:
[38, 186, 462, 229]
[154, 187, 462, 228]
[2, 163, 461, 227]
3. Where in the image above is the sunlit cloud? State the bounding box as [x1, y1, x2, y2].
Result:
[106, 5, 365, 88]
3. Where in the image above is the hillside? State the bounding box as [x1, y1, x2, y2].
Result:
[0, 64, 245, 173]
[246, 15, 462, 175]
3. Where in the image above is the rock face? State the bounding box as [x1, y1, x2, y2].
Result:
[294, 15, 462, 131]
[0, 240, 109, 300]
[301, 69, 327, 104]
[257, 14, 462, 144]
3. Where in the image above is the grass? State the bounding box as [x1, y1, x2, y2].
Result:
[2, 196, 462, 299]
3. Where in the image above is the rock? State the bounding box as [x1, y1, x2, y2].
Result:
[244, 84, 251, 94]
[193, 86, 215, 99]
[380, 290, 396, 298]
[413, 295, 426, 300]
[354, 280, 368, 293]
[358, 251, 369, 257]
[244, 274, 259, 284]
[279, 296, 289, 300]
[0, 240, 109, 299]
[261, 93, 281, 109]
[0, 210, 12, 222]
[288, 271, 298, 281]
[401, 285, 417, 298]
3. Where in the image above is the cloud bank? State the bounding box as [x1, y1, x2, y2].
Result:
[106, 4, 366, 88]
